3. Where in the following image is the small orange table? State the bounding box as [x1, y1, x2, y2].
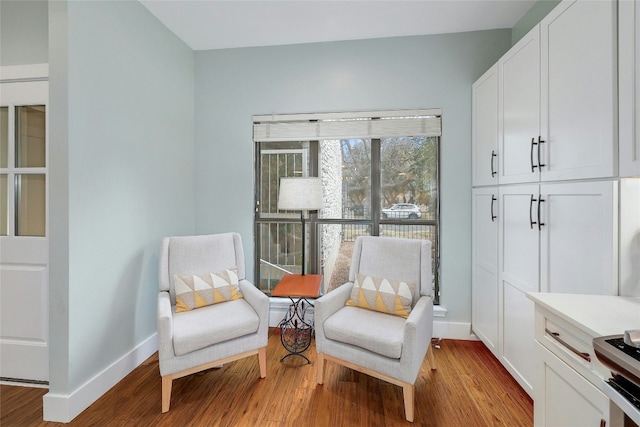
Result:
[272, 274, 322, 363]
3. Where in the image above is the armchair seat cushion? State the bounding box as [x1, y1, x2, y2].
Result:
[172, 298, 259, 356]
[323, 306, 405, 359]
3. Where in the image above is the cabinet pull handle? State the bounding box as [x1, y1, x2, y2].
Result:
[545, 328, 591, 362]
[530, 138, 538, 172]
[537, 196, 545, 230]
[491, 150, 497, 177]
[600, 419, 606, 427]
[491, 195, 497, 222]
[537, 136, 546, 169]
[529, 195, 537, 229]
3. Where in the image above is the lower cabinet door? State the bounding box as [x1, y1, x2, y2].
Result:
[534, 342, 610, 427]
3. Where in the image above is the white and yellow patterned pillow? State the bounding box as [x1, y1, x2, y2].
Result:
[173, 267, 243, 312]
[345, 273, 416, 318]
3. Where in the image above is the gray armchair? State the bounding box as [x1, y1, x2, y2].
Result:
[315, 236, 436, 422]
[157, 233, 269, 413]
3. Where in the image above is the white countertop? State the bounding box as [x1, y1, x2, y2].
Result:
[527, 292, 640, 337]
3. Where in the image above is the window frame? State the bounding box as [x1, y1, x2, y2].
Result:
[253, 111, 441, 303]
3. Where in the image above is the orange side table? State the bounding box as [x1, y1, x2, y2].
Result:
[272, 274, 323, 363]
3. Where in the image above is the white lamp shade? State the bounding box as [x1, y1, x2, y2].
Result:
[277, 177, 324, 211]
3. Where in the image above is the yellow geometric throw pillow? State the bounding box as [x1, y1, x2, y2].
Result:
[173, 267, 243, 312]
[345, 273, 416, 318]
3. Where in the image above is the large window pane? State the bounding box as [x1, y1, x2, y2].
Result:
[16, 105, 46, 168]
[16, 174, 45, 236]
[321, 223, 371, 293]
[1, 107, 8, 168]
[0, 174, 7, 236]
[320, 139, 371, 220]
[257, 222, 302, 293]
[380, 136, 438, 220]
[258, 141, 307, 219]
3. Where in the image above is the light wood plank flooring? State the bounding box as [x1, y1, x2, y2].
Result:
[1, 328, 532, 426]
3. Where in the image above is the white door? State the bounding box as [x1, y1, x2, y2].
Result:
[472, 64, 499, 186]
[499, 25, 541, 185]
[540, 0, 617, 181]
[539, 180, 618, 295]
[471, 187, 499, 356]
[0, 66, 49, 384]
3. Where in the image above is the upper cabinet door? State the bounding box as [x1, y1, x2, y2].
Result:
[619, 0, 640, 177]
[540, 0, 617, 181]
[472, 65, 499, 187]
[499, 26, 541, 185]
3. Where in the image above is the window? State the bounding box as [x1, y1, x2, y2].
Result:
[254, 110, 441, 303]
[0, 105, 47, 237]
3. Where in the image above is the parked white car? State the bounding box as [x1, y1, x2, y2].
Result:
[381, 203, 422, 219]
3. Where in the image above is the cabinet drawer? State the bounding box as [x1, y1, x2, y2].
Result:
[536, 312, 608, 387]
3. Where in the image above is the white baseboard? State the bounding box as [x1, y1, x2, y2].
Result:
[270, 298, 478, 341]
[43, 333, 158, 423]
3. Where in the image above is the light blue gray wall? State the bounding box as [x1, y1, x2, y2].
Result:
[194, 30, 512, 323]
[0, 0, 48, 66]
[512, 0, 561, 45]
[48, 0, 195, 393]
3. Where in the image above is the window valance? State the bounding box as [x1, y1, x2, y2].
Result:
[253, 109, 441, 142]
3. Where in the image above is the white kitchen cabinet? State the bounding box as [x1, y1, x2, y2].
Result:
[471, 187, 499, 356]
[539, 181, 618, 295]
[540, 0, 617, 182]
[498, 180, 618, 395]
[502, 282, 536, 395]
[619, 0, 640, 178]
[498, 26, 541, 185]
[472, 65, 499, 187]
[471, 0, 626, 405]
[499, 184, 541, 395]
[529, 293, 639, 427]
[491, 0, 617, 185]
[501, 181, 618, 297]
[535, 342, 612, 427]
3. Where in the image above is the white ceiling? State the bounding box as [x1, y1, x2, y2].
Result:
[139, 0, 536, 51]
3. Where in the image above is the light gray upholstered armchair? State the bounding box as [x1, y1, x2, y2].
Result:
[315, 236, 436, 422]
[157, 233, 269, 413]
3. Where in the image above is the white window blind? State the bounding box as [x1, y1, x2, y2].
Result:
[253, 109, 441, 142]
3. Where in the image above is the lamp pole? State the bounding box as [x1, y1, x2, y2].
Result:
[300, 210, 306, 275]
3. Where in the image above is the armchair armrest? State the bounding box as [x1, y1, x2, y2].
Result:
[157, 291, 175, 364]
[400, 295, 434, 382]
[239, 279, 269, 316]
[239, 279, 270, 341]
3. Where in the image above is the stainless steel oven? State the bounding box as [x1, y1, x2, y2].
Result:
[593, 334, 640, 427]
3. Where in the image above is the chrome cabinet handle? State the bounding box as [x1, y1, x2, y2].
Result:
[491, 195, 497, 222]
[545, 328, 591, 362]
[491, 150, 497, 177]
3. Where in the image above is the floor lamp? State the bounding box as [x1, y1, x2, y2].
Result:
[277, 177, 323, 275]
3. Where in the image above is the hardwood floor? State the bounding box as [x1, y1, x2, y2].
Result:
[1, 329, 532, 426]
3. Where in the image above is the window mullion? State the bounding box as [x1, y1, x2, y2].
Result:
[371, 138, 381, 236]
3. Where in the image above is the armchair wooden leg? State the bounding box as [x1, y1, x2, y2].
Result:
[402, 383, 415, 422]
[427, 345, 437, 371]
[161, 375, 172, 413]
[258, 346, 267, 378]
[316, 352, 325, 385]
